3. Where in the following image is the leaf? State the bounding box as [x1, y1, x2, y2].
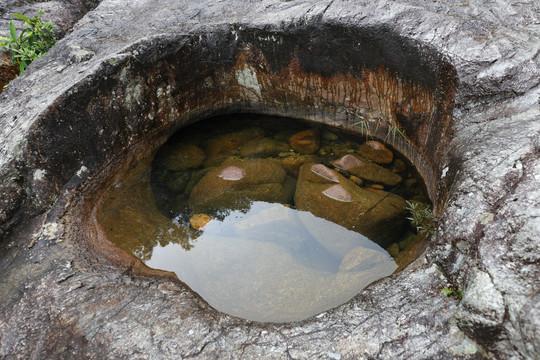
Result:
[9, 22, 17, 41]
[19, 28, 31, 43]
[12, 14, 31, 23]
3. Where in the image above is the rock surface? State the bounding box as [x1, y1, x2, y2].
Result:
[188, 159, 291, 213]
[159, 143, 206, 170]
[0, 0, 101, 90]
[295, 163, 407, 247]
[332, 154, 403, 186]
[0, 0, 539, 359]
[240, 137, 289, 158]
[357, 140, 394, 165]
[289, 129, 321, 154]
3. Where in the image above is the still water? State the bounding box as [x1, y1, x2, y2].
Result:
[99, 114, 429, 322]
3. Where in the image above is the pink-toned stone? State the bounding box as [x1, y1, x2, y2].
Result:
[322, 184, 353, 202]
[332, 154, 364, 170]
[331, 154, 402, 187]
[218, 166, 246, 180]
[311, 164, 340, 183]
[358, 140, 394, 165]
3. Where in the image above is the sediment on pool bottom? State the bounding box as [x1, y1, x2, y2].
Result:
[97, 114, 434, 322]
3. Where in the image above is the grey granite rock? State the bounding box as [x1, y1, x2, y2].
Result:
[0, 0, 539, 359]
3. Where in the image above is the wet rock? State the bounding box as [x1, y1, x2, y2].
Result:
[390, 158, 407, 173]
[98, 160, 199, 259]
[358, 140, 394, 165]
[240, 137, 289, 158]
[289, 129, 321, 154]
[273, 130, 296, 143]
[399, 232, 419, 251]
[183, 168, 211, 198]
[404, 177, 417, 190]
[163, 171, 191, 192]
[295, 163, 407, 247]
[349, 175, 364, 186]
[188, 159, 291, 214]
[322, 130, 339, 141]
[310, 164, 341, 183]
[0, 0, 538, 358]
[159, 144, 206, 170]
[320, 142, 357, 158]
[0, 51, 18, 92]
[189, 213, 213, 230]
[280, 154, 320, 178]
[204, 128, 265, 158]
[332, 154, 402, 186]
[386, 243, 400, 258]
[339, 246, 395, 272]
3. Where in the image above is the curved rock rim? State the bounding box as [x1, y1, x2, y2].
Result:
[1, 1, 539, 359]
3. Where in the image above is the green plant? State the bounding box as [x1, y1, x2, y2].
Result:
[440, 284, 463, 300]
[385, 124, 405, 142]
[405, 200, 438, 235]
[345, 106, 405, 141]
[0, 10, 56, 75]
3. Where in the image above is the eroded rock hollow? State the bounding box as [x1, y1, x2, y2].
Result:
[0, 0, 539, 359]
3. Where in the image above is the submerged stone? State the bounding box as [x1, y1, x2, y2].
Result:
[218, 166, 246, 180]
[204, 128, 265, 157]
[295, 163, 407, 247]
[311, 164, 340, 183]
[280, 154, 321, 177]
[358, 140, 394, 165]
[190, 213, 213, 230]
[331, 154, 402, 186]
[159, 143, 206, 170]
[322, 184, 353, 202]
[240, 137, 290, 157]
[289, 129, 321, 154]
[188, 159, 291, 213]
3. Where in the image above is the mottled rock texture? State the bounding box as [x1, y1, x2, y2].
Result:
[0, 0, 101, 88]
[0, 0, 539, 359]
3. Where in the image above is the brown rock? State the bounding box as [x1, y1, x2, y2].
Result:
[240, 137, 290, 158]
[98, 158, 200, 259]
[190, 214, 213, 230]
[349, 175, 364, 186]
[390, 158, 408, 173]
[386, 243, 400, 258]
[188, 159, 291, 213]
[163, 171, 191, 192]
[280, 154, 320, 177]
[358, 140, 394, 164]
[289, 129, 321, 154]
[204, 128, 265, 157]
[0, 51, 18, 93]
[331, 154, 402, 186]
[294, 163, 407, 247]
[160, 143, 206, 170]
